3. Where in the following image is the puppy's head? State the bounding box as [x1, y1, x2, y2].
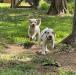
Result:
[29, 18, 41, 28]
[44, 28, 55, 40]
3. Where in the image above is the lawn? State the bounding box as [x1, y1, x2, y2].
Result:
[0, 1, 76, 75]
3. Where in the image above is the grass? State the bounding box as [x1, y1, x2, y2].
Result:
[0, 1, 74, 44]
[0, 8, 72, 44]
[0, 2, 75, 75]
[0, 54, 76, 75]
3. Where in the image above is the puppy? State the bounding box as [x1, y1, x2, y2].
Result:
[40, 28, 55, 54]
[28, 18, 41, 42]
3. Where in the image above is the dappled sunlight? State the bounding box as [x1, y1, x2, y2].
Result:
[0, 53, 32, 62]
[9, 14, 17, 17]
[0, 46, 33, 62]
[0, 54, 12, 60]
[0, 3, 10, 8]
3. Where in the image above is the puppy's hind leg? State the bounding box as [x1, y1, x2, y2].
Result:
[45, 45, 49, 52]
[32, 32, 37, 40]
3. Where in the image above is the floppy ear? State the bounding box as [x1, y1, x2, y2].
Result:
[29, 19, 31, 21]
[36, 18, 41, 25]
[29, 19, 32, 23]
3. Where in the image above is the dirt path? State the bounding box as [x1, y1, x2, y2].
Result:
[5, 44, 40, 55]
[52, 51, 76, 72]
[5, 45, 26, 55]
[4, 44, 76, 72]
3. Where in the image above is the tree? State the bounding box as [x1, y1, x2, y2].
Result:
[11, 0, 15, 8]
[33, 0, 40, 9]
[47, 0, 67, 15]
[0, 0, 3, 3]
[26, 0, 40, 9]
[61, 0, 76, 47]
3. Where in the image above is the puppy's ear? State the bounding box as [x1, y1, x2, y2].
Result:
[36, 18, 41, 25]
[29, 19, 31, 21]
[29, 19, 32, 23]
[37, 18, 41, 22]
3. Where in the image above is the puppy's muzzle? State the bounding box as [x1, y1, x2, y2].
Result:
[47, 36, 52, 40]
[31, 24, 35, 28]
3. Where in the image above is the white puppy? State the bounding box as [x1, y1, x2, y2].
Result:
[28, 18, 41, 42]
[40, 28, 55, 54]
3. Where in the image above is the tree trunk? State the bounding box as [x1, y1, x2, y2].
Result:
[33, 0, 39, 9]
[47, 0, 67, 15]
[11, 0, 15, 8]
[26, 0, 40, 9]
[0, 0, 3, 3]
[62, 0, 76, 47]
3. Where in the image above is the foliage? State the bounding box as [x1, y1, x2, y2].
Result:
[67, 1, 74, 14]
[40, 2, 49, 10]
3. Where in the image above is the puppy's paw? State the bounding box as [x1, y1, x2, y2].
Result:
[45, 50, 50, 54]
[41, 51, 46, 55]
[45, 49, 49, 52]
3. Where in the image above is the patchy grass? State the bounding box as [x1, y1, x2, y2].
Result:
[0, 53, 76, 75]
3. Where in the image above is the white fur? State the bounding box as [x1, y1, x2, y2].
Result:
[40, 28, 55, 54]
[28, 18, 41, 42]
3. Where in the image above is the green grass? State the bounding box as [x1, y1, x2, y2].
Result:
[0, 8, 72, 44]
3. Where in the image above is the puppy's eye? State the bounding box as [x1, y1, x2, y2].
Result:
[45, 31, 47, 33]
[52, 31, 55, 34]
[47, 32, 49, 34]
[35, 22, 37, 23]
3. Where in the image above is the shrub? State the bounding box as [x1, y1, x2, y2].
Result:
[40, 2, 49, 10]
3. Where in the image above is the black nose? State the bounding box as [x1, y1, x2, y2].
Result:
[48, 36, 52, 39]
[32, 24, 35, 27]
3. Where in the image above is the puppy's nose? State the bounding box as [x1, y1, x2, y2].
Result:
[32, 24, 35, 27]
[48, 36, 52, 39]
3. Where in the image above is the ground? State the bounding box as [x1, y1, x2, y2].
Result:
[3, 44, 76, 72]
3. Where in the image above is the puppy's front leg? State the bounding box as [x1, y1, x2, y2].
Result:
[32, 32, 37, 40]
[45, 45, 49, 52]
[42, 43, 46, 55]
